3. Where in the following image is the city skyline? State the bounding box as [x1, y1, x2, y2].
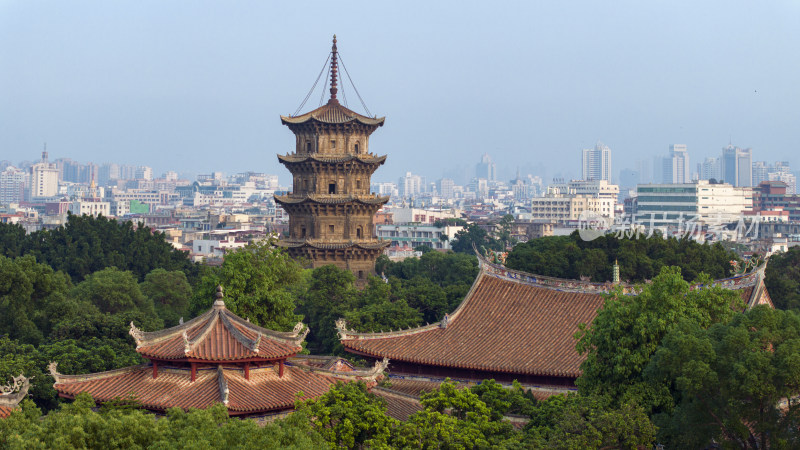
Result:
[2, 2, 799, 183]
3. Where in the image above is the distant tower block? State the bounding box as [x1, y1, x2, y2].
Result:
[276, 35, 389, 283]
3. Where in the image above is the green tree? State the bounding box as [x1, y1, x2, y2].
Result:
[506, 232, 738, 283]
[72, 267, 154, 316]
[297, 265, 358, 354]
[0, 254, 72, 345]
[8, 214, 198, 283]
[522, 394, 657, 449]
[646, 306, 800, 449]
[450, 223, 503, 254]
[344, 276, 423, 333]
[0, 393, 323, 449]
[297, 381, 396, 449]
[191, 241, 303, 331]
[764, 246, 800, 310]
[140, 268, 192, 326]
[395, 380, 521, 448]
[576, 267, 744, 412]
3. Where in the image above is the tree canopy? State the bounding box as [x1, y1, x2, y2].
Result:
[0, 214, 198, 283]
[506, 232, 738, 283]
[765, 245, 800, 310]
[576, 266, 744, 413]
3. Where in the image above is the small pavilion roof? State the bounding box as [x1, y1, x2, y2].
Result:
[129, 287, 308, 361]
[338, 257, 771, 379]
[49, 359, 389, 415]
[0, 374, 30, 419]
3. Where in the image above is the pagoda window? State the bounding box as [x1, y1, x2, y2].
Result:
[356, 180, 362, 190]
[306, 142, 311, 152]
[331, 140, 336, 149]
[358, 270, 364, 279]
[329, 183, 337, 194]
[329, 224, 335, 234]
[301, 227, 306, 238]
[356, 226, 363, 238]
[303, 179, 308, 190]
[354, 143, 359, 153]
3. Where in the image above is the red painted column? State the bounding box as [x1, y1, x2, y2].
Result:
[152, 361, 158, 379]
[191, 363, 196, 382]
[244, 362, 250, 380]
[279, 360, 284, 378]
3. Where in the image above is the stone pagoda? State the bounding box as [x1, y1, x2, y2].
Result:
[276, 36, 389, 282]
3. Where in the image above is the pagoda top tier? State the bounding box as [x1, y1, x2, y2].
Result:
[281, 35, 384, 128]
[281, 100, 385, 127]
[129, 286, 309, 362]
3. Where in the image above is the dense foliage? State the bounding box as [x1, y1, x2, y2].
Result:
[765, 245, 800, 310]
[576, 267, 744, 413]
[506, 232, 738, 283]
[0, 214, 198, 283]
[647, 306, 800, 448]
[0, 394, 323, 449]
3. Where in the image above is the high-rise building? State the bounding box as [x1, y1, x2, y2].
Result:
[398, 172, 423, 198]
[437, 178, 455, 199]
[700, 157, 720, 181]
[582, 142, 611, 182]
[662, 144, 690, 183]
[721, 144, 752, 187]
[275, 36, 389, 282]
[30, 151, 59, 198]
[0, 166, 28, 204]
[768, 161, 796, 194]
[99, 163, 120, 185]
[475, 154, 496, 182]
[752, 161, 770, 186]
[135, 166, 154, 181]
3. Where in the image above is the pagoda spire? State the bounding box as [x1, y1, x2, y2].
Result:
[329, 34, 339, 103]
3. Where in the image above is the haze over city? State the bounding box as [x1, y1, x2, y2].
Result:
[2, 1, 799, 184]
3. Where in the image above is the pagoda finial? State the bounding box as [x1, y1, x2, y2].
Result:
[329, 34, 339, 103]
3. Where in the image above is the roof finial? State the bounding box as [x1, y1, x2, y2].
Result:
[329, 34, 339, 103]
[213, 285, 225, 308]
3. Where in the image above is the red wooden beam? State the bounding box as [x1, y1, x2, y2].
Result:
[152, 361, 158, 379]
[244, 362, 250, 380]
[279, 360, 284, 378]
[190, 363, 196, 382]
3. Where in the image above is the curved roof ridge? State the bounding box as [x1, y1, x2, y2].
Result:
[130, 310, 215, 347]
[477, 255, 630, 294]
[274, 194, 389, 205]
[223, 313, 307, 344]
[337, 271, 487, 341]
[184, 310, 221, 355]
[49, 362, 150, 384]
[291, 357, 389, 383]
[219, 312, 260, 352]
[0, 374, 30, 407]
[278, 154, 387, 164]
[280, 101, 385, 126]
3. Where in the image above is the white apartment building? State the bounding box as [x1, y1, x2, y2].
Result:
[376, 223, 464, 251]
[30, 152, 59, 198]
[0, 166, 28, 204]
[582, 142, 612, 182]
[530, 191, 615, 223]
[69, 200, 111, 217]
[389, 206, 457, 225]
[635, 180, 752, 226]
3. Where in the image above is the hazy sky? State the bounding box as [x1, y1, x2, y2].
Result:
[2, 1, 799, 185]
